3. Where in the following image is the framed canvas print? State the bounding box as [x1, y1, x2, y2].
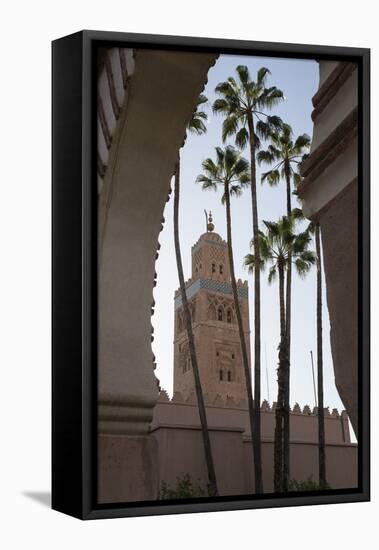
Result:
[52, 30, 370, 519]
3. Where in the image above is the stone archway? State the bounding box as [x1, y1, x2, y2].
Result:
[298, 61, 359, 438]
[96, 47, 217, 502]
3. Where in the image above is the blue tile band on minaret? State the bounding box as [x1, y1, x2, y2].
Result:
[175, 278, 248, 309]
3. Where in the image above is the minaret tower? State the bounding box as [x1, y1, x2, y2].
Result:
[173, 213, 251, 402]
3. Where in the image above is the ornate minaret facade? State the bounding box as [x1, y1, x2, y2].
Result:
[173, 213, 251, 402]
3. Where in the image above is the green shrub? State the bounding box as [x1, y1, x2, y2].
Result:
[159, 473, 209, 500]
[288, 476, 331, 491]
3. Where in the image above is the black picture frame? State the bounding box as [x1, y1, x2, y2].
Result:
[52, 30, 370, 520]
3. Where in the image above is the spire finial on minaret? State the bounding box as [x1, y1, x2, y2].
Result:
[207, 210, 214, 232]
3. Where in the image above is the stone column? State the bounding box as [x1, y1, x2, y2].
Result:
[298, 61, 358, 438]
[97, 49, 218, 502]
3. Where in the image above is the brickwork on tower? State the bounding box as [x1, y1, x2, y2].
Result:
[173, 214, 251, 402]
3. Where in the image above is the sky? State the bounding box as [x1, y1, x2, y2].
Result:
[152, 53, 349, 424]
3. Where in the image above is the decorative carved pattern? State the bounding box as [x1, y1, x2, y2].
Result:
[209, 246, 226, 263]
[193, 249, 202, 267]
[207, 295, 236, 324]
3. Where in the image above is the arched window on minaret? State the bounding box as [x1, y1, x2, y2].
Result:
[177, 312, 182, 333]
[184, 355, 191, 372]
[227, 308, 232, 323]
[217, 306, 223, 322]
[189, 302, 196, 323]
[208, 303, 216, 321]
[212, 262, 216, 274]
[219, 369, 223, 381]
[227, 370, 232, 382]
[219, 264, 223, 275]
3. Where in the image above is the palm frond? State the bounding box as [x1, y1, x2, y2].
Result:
[196, 174, 218, 191]
[236, 65, 251, 87]
[244, 252, 266, 273]
[294, 252, 316, 278]
[293, 172, 302, 188]
[229, 184, 243, 197]
[234, 156, 250, 175]
[227, 76, 239, 90]
[187, 94, 208, 135]
[300, 250, 317, 264]
[188, 117, 207, 135]
[268, 144, 282, 160]
[239, 172, 251, 186]
[291, 207, 305, 222]
[306, 220, 316, 235]
[235, 127, 249, 149]
[224, 145, 241, 176]
[257, 150, 276, 166]
[197, 93, 208, 107]
[215, 81, 235, 97]
[284, 212, 296, 230]
[201, 157, 219, 178]
[257, 67, 270, 86]
[244, 253, 255, 274]
[195, 110, 207, 120]
[292, 231, 312, 254]
[215, 146, 225, 167]
[293, 133, 311, 153]
[267, 115, 283, 131]
[261, 169, 280, 186]
[255, 231, 269, 260]
[268, 265, 277, 284]
[257, 86, 285, 109]
[294, 258, 309, 278]
[262, 220, 280, 238]
[254, 133, 261, 150]
[281, 123, 293, 139]
[222, 115, 239, 142]
[212, 98, 230, 115]
[256, 120, 271, 140]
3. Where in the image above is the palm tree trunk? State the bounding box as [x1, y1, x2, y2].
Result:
[247, 113, 263, 494]
[224, 181, 257, 494]
[315, 223, 326, 486]
[173, 158, 218, 497]
[274, 260, 287, 492]
[283, 169, 292, 491]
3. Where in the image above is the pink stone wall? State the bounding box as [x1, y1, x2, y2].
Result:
[150, 399, 357, 495]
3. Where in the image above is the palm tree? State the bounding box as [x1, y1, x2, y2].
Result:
[258, 124, 310, 216]
[196, 145, 258, 489]
[293, 178, 327, 489]
[257, 124, 310, 487]
[213, 66, 284, 493]
[306, 221, 327, 488]
[173, 94, 218, 496]
[244, 215, 316, 492]
[314, 223, 326, 487]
